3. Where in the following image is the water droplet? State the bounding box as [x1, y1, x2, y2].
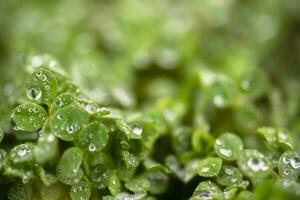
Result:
[17, 148, 28, 157]
[57, 114, 63, 120]
[283, 169, 290, 175]
[213, 95, 225, 107]
[132, 124, 143, 136]
[219, 148, 232, 157]
[225, 168, 234, 175]
[201, 167, 210, 173]
[45, 85, 50, 90]
[41, 75, 47, 81]
[85, 104, 97, 113]
[282, 155, 290, 164]
[199, 190, 212, 200]
[290, 156, 300, 169]
[27, 87, 41, 100]
[55, 98, 63, 107]
[88, 143, 96, 152]
[67, 125, 75, 134]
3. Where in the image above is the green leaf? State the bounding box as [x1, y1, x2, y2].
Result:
[0, 149, 7, 170]
[56, 147, 83, 185]
[216, 165, 243, 187]
[8, 143, 35, 163]
[40, 183, 63, 200]
[257, 127, 294, 150]
[70, 180, 91, 200]
[0, 127, 4, 143]
[49, 93, 75, 114]
[115, 119, 143, 139]
[37, 166, 57, 186]
[206, 79, 237, 108]
[34, 134, 58, 164]
[239, 68, 268, 98]
[125, 178, 150, 193]
[25, 68, 58, 104]
[190, 181, 223, 200]
[78, 121, 109, 153]
[121, 150, 139, 169]
[11, 103, 47, 132]
[197, 157, 222, 177]
[90, 164, 112, 189]
[8, 181, 32, 200]
[237, 149, 271, 183]
[214, 132, 243, 161]
[278, 151, 300, 180]
[49, 103, 89, 141]
[108, 171, 121, 195]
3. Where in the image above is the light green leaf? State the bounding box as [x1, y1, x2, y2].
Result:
[8, 143, 35, 163]
[197, 157, 222, 177]
[237, 149, 271, 183]
[214, 132, 243, 161]
[49, 103, 89, 141]
[25, 68, 58, 104]
[11, 103, 47, 132]
[278, 151, 300, 180]
[78, 121, 109, 153]
[70, 180, 91, 200]
[56, 147, 83, 185]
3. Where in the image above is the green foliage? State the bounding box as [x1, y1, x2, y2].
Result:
[0, 0, 300, 199]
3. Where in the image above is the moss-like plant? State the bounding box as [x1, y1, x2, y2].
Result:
[0, 64, 299, 200]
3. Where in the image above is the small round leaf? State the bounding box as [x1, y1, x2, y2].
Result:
[49, 103, 89, 141]
[216, 165, 243, 187]
[237, 149, 271, 183]
[9, 143, 35, 163]
[11, 103, 47, 132]
[197, 157, 222, 177]
[278, 151, 300, 180]
[214, 132, 243, 161]
[25, 68, 58, 104]
[191, 181, 223, 200]
[78, 122, 109, 153]
[70, 180, 91, 200]
[50, 93, 75, 114]
[56, 147, 83, 185]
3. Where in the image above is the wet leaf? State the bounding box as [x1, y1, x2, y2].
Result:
[11, 103, 47, 132]
[70, 180, 91, 200]
[0, 127, 4, 143]
[278, 151, 300, 180]
[257, 127, 294, 150]
[8, 143, 35, 163]
[25, 68, 58, 104]
[0, 149, 7, 169]
[115, 119, 143, 139]
[78, 121, 109, 153]
[34, 134, 58, 164]
[216, 165, 243, 187]
[206, 79, 237, 108]
[108, 171, 121, 195]
[190, 181, 223, 200]
[237, 149, 271, 183]
[8, 181, 32, 200]
[49, 93, 75, 114]
[49, 103, 89, 141]
[197, 157, 222, 177]
[56, 147, 83, 185]
[125, 178, 150, 193]
[214, 132, 243, 161]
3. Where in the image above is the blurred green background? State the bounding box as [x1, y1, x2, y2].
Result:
[0, 0, 300, 133]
